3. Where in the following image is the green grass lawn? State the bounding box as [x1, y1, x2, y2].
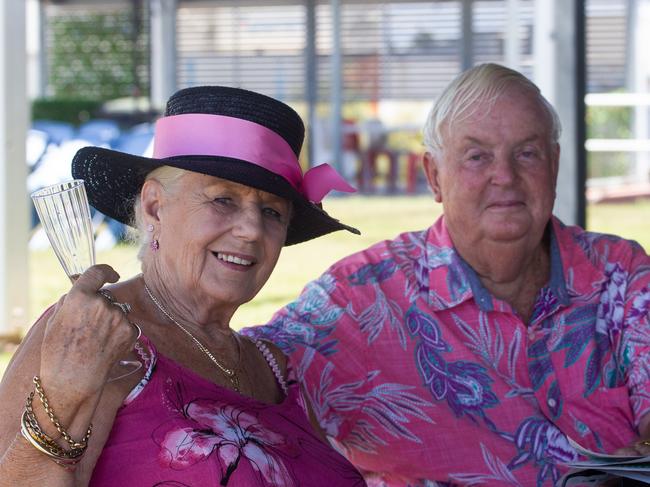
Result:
[1, 196, 649, 377]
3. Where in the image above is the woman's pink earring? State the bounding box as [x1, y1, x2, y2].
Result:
[150, 239, 160, 251]
[146, 224, 154, 232]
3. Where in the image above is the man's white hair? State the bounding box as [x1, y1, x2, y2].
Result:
[422, 63, 562, 155]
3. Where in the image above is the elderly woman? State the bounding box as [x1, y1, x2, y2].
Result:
[0, 86, 366, 486]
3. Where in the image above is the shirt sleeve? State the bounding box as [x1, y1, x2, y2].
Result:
[618, 245, 650, 427]
[242, 266, 374, 448]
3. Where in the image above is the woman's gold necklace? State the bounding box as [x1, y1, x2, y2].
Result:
[143, 283, 241, 392]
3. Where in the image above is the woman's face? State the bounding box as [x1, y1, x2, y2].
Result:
[150, 172, 290, 312]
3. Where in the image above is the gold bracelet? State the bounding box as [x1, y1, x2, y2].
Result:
[20, 410, 84, 467]
[31, 376, 92, 450]
[19, 376, 93, 467]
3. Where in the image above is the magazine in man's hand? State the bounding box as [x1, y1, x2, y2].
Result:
[560, 438, 650, 486]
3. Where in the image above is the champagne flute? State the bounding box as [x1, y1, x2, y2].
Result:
[31, 179, 141, 381]
[31, 180, 95, 280]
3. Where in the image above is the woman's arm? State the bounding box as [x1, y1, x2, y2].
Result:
[0, 265, 139, 486]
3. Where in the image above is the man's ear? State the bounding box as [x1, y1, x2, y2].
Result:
[423, 152, 443, 203]
[140, 179, 164, 225]
[551, 142, 560, 190]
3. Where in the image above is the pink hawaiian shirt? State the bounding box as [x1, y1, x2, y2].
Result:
[244, 216, 650, 486]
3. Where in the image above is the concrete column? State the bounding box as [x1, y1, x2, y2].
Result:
[533, 0, 586, 227]
[533, 0, 556, 103]
[26, 0, 44, 99]
[330, 0, 343, 172]
[150, 0, 177, 110]
[305, 0, 317, 168]
[505, 0, 520, 69]
[0, 0, 29, 336]
[632, 0, 650, 183]
[461, 0, 474, 70]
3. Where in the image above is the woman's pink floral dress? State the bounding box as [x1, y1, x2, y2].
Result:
[90, 336, 366, 486]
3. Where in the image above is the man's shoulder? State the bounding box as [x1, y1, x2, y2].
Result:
[554, 218, 650, 268]
[327, 227, 432, 275]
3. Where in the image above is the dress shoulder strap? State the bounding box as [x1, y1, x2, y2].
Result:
[122, 333, 157, 406]
[253, 339, 289, 396]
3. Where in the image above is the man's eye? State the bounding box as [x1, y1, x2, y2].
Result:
[213, 197, 233, 206]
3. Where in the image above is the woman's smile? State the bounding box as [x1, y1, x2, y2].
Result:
[213, 251, 256, 271]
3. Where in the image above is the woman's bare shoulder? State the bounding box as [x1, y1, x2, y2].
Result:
[250, 337, 288, 375]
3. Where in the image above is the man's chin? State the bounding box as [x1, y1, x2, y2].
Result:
[484, 219, 532, 243]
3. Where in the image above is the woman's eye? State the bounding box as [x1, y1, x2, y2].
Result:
[263, 207, 282, 220]
[213, 197, 232, 206]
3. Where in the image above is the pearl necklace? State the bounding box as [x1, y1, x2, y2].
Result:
[143, 284, 240, 392]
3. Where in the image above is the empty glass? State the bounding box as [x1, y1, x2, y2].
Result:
[31, 180, 95, 280]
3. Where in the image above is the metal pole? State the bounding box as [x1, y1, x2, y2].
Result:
[574, 0, 586, 228]
[0, 0, 29, 336]
[305, 0, 317, 168]
[330, 0, 343, 172]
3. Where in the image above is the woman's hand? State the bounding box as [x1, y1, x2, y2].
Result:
[39, 264, 139, 403]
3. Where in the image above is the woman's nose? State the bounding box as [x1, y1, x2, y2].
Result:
[232, 206, 264, 241]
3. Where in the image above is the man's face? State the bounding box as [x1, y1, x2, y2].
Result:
[424, 86, 559, 252]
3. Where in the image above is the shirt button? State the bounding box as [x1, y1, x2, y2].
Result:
[528, 329, 535, 340]
[548, 398, 557, 408]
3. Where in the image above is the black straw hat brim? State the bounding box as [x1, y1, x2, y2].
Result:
[71, 146, 360, 246]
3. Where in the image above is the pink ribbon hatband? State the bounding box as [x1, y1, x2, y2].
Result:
[153, 113, 356, 203]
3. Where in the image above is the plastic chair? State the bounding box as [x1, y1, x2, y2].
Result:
[77, 119, 121, 147]
[26, 129, 49, 170]
[359, 119, 399, 193]
[31, 120, 75, 146]
[114, 130, 154, 156]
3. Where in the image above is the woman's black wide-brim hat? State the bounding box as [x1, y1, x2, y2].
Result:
[71, 85, 359, 245]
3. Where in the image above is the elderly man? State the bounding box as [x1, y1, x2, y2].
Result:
[245, 63, 650, 486]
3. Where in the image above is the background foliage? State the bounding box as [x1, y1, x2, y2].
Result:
[48, 9, 148, 101]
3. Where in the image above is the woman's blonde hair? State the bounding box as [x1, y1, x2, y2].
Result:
[422, 63, 561, 155]
[129, 166, 187, 259]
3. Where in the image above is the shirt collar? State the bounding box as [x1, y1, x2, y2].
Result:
[547, 219, 571, 306]
[425, 216, 592, 312]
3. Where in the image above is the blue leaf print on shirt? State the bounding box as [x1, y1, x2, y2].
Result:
[406, 306, 499, 422]
[348, 259, 397, 286]
[554, 304, 599, 368]
[348, 283, 407, 349]
[248, 272, 344, 356]
[527, 332, 555, 391]
[509, 417, 577, 486]
[446, 254, 470, 304]
[546, 380, 562, 419]
[296, 350, 434, 454]
[553, 303, 612, 396]
[407, 306, 450, 353]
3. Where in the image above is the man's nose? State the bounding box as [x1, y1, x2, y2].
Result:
[490, 153, 517, 185]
